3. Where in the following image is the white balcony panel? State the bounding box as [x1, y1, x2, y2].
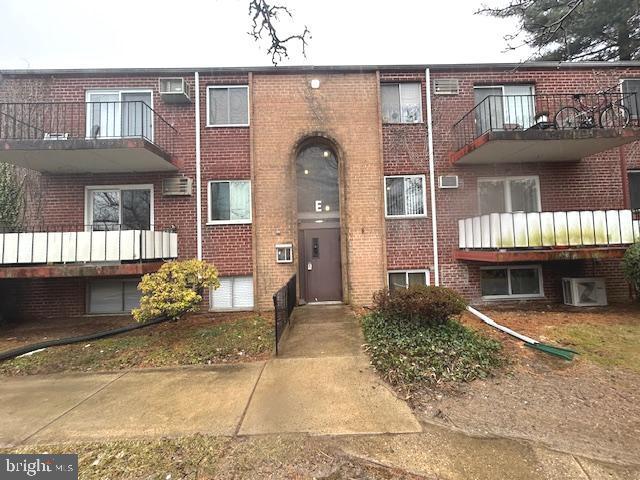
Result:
[458, 209, 638, 252]
[0, 230, 177, 265]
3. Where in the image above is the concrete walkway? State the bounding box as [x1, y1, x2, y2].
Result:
[0, 305, 420, 447]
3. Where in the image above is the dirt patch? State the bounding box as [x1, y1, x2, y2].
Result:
[413, 305, 640, 465]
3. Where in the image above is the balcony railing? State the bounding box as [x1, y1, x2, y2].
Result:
[453, 90, 640, 152]
[458, 209, 640, 250]
[0, 101, 177, 158]
[0, 224, 178, 265]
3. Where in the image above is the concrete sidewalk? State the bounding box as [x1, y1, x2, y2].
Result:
[0, 305, 421, 447]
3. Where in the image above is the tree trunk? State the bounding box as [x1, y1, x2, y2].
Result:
[617, 20, 632, 60]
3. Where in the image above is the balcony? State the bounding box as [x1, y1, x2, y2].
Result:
[0, 101, 178, 173]
[0, 224, 178, 278]
[451, 91, 640, 165]
[456, 209, 639, 262]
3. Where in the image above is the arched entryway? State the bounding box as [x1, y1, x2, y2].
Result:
[296, 141, 342, 303]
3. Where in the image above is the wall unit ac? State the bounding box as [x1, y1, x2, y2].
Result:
[159, 78, 191, 104]
[562, 277, 607, 307]
[439, 175, 459, 189]
[162, 177, 193, 196]
[433, 78, 460, 95]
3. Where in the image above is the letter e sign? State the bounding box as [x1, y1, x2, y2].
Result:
[315, 200, 322, 212]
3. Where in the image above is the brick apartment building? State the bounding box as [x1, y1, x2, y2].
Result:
[1, 61, 639, 321]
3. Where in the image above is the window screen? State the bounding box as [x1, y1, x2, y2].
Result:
[388, 271, 429, 291]
[481, 267, 541, 298]
[211, 276, 254, 310]
[90, 187, 151, 231]
[208, 87, 249, 125]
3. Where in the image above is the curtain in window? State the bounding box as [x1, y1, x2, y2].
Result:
[229, 88, 249, 124]
[230, 181, 250, 220]
[404, 177, 424, 215]
[400, 83, 422, 123]
[503, 85, 534, 130]
[478, 180, 506, 215]
[386, 177, 405, 215]
[381, 84, 401, 123]
[209, 89, 229, 125]
[509, 178, 539, 212]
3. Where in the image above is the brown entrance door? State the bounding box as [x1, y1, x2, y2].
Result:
[301, 227, 342, 302]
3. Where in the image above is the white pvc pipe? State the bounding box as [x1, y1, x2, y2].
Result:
[425, 68, 440, 286]
[194, 71, 203, 261]
[467, 306, 538, 345]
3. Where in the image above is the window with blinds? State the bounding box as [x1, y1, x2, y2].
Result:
[206, 86, 249, 126]
[88, 279, 141, 314]
[381, 83, 423, 123]
[384, 175, 427, 218]
[210, 276, 254, 310]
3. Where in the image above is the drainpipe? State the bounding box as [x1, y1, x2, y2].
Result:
[425, 68, 440, 286]
[194, 71, 203, 261]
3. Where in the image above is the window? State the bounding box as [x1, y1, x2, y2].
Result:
[480, 266, 543, 299]
[474, 85, 535, 134]
[622, 79, 640, 118]
[207, 86, 249, 126]
[384, 175, 427, 218]
[630, 171, 640, 209]
[86, 185, 152, 230]
[86, 90, 153, 139]
[210, 276, 254, 310]
[478, 176, 540, 215]
[88, 279, 141, 314]
[208, 180, 251, 224]
[388, 270, 430, 291]
[381, 83, 423, 123]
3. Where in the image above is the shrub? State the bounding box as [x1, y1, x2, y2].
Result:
[132, 260, 220, 323]
[362, 313, 503, 388]
[373, 285, 467, 326]
[622, 243, 640, 297]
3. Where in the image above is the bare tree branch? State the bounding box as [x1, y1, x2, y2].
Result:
[248, 0, 311, 65]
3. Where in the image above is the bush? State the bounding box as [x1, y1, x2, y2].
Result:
[132, 260, 220, 323]
[362, 313, 503, 388]
[622, 243, 640, 297]
[373, 285, 467, 326]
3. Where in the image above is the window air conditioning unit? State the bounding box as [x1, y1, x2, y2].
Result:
[562, 278, 607, 307]
[433, 78, 460, 95]
[159, 77, 191, 104]
[162, 177, 193, 196]
[439, 175, 459, 189]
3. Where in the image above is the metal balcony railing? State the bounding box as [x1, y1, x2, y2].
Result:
[0, 224, 178, 265]
[0, 101, 177, 158]
[458, 209, 640, 250]
[452, 90, 640, 152]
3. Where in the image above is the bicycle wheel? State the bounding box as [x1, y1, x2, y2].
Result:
[555, 107, 581, 129]
[600, 104, 631, 128]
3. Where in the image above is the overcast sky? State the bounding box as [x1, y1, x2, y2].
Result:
[0, 0, 531, 70]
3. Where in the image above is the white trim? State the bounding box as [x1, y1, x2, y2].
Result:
[477, 175, 541, 213]
[275, 243, 293, 263]
[387, 269, 431, 288]
[426, 68, 440, 286]
[85, 89, 154, 140]
[383, 174, 428, 218]
[84, 184, 154, 230]
[209, 275, 255, 311]
[195, 72, 203, 260]
[206, 180, 252, 225]
[480, 265, 544, 300]
[205, 85, 250, 127]
[381, 82, 424, 124]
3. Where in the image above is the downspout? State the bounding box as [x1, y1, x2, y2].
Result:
[194, 72, 203, 260]
[425, 68, 440, 286]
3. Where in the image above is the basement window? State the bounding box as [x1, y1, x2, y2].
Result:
[388, 270, 430, 291]
[206, 85, 249, 126]
[88, 279, 141, 314]
[381, 83, 423, 123]
[210, 276, 254, 310]
[480, 265, 543, 299]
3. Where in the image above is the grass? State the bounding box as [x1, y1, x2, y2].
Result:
[0, 315, 273, 376]
[549, 322, 640, 373]
[362, 313, 504, 390]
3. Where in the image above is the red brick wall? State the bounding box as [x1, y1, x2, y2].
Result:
[428, 65, 640, 302]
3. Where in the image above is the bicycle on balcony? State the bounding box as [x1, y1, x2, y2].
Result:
[554, 84, 631, 130]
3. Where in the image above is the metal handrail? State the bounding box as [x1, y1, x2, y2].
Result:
[274, 274, 297, 355]
[452, 91, 640, 152]
[0, 101, 177, 158]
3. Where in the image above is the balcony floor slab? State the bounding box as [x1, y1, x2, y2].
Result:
[454, 246, 628, 263]
[0, 262, 166, 279]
